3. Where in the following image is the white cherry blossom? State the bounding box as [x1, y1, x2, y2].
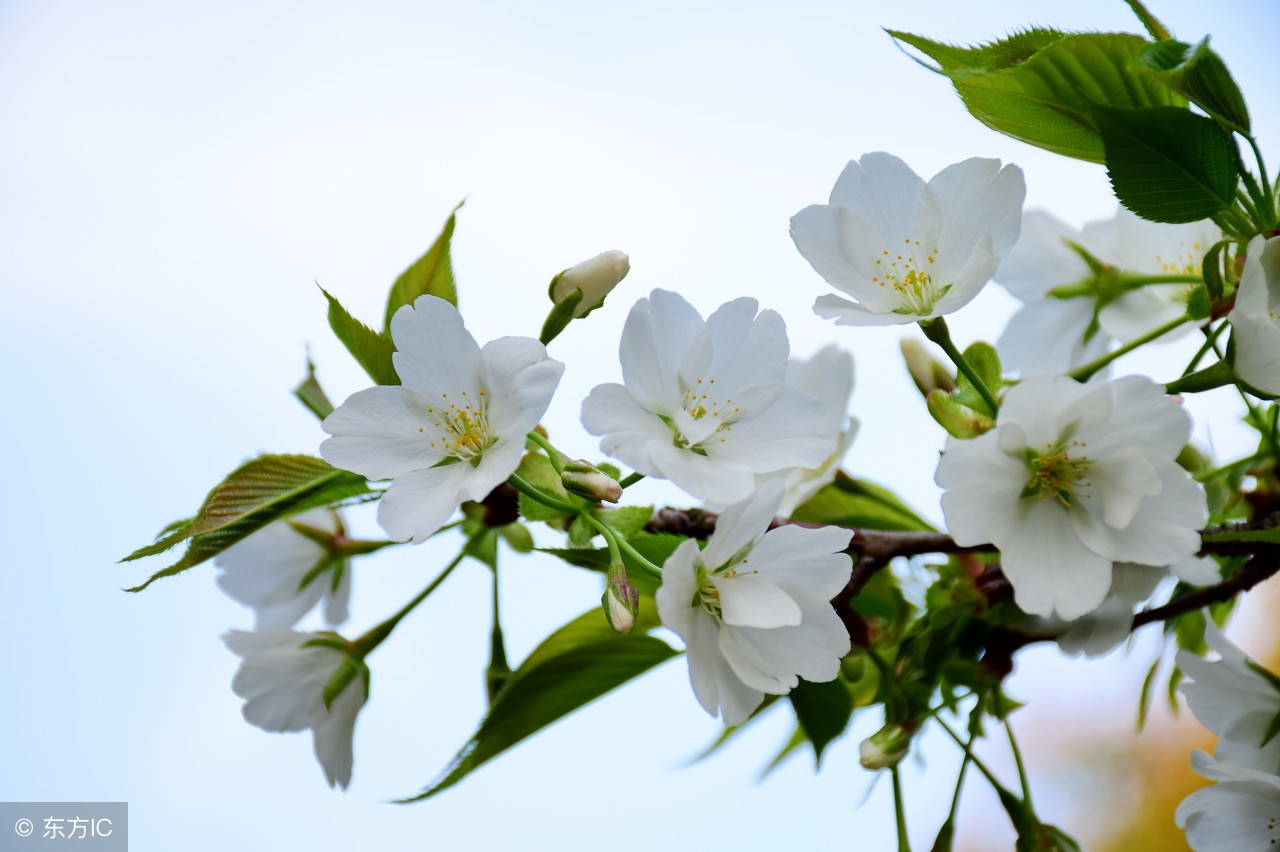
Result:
[1178, 621, 1280, 774]
[321, 295, 564, 543]
[655, 482, 853, 726]
[224, 629, 367, 790]
[215, 508, 351, 629]
[790, 152, 1024, 325]
[580, 289, 836, 505]
[1229, 234, 1280, 396]
[1177, 751, 1280, 852]
[935, 375, 1206, 620]
[997, 208, 1219, 376]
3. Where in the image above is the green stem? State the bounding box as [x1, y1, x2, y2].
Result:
[351, 550, 466, 658]
[1165, 360, 1238, 395]
[891, 765, 912, 852]
[581, 512, 663, 578]
[507, 472, 581, 515]
[1005, 719, 1033, 810]
[1069, 313, 1192, 382]
[619, 472, 645, 489]
[930, 715, 1007, 795]
[919, 318, 999, 415]
[1182, 322, 1230, 377]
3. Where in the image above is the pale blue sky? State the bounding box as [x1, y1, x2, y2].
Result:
[3, 1, 1276, 849]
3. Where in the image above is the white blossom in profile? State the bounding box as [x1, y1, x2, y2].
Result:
[655, 482, 852, 726]
[580, 289, 835, 505]
[935, 375, 1206, 620]
[1228, 234, 1280, 396]
[1177, 751, 1280, 852]
[224, 629, 367, 790]
[321, 295, 564, 543]
[996, 208, 1219, 377]
[215, 508, 351, 629]
[790, 152, 1024, 325]
[1178, 621, 1280, 773]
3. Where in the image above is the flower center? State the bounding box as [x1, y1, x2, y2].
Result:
[873, 239, 950, 316]
[422, 390, 495, 465]
[1021, 440, 1092, 508]
[1153, 239, 1203, 276]
[691, 558, 756, 619]
[663, 377, 742, 453]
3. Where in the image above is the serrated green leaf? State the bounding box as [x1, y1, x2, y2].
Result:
[1140, 37, 1250, 132]
[890, 31, 1183, 163]
[122, 455, 371, 590]
[320, 287, 399, 385]
[791, 471, 934, 532]
[402, 605, 676, 801]
[513, 453, 580, 521]
[384, 201, 463, 330]
[1095, 105, 1239, 223]
[293, 356, 335, 420]
[594, 505, 655, 538]
[789, 678, 855, 764]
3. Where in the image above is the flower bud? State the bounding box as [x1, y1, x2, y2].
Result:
[561, 460, 623, 503]
[859, 722, 914, 770]
[601, 576, 640, 634]
[900, 339, 956, 396]
[550, 250, 630, 318]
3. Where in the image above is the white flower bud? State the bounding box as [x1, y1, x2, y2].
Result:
[900, 338, 956, 396]
[859, 723, 913, 770]
[601, 577, 640, 634]
[561, 460, 623, 503]
[550, 250, 630, 318]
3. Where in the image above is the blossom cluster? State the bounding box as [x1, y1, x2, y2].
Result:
[169, 149, 1273, 852]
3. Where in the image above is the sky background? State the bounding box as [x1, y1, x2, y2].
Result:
[3, 1, 1278, 849]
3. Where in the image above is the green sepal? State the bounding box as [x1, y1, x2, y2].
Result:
[320, 286, 399, 385]
[953, 342, 1002, 417]
[927, 390, 995, 439]
[121, 455, 372, 591]
[320, 655, 367, 710]
[1186, 284, 1211, 321]
[888, 30, 1183, 163]
[538, 286, 583, 346]
[401, 604, 676, 801]
[1140, 37, 1250, 132]
[383, 201, 462, 331]
[1201, 239, 1233, 301]
[292, 356, 335, 420]
[1094, 104, 1239, 223]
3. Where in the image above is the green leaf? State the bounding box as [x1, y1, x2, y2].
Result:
[403, 606, 677, 801]
[384, 201, 463, 330]
[1140, 37, 1250, 132]
[789, 678, 855, 764]
[292, 356, 335, 420]
[594, 506, 654, 538]
[513, 453, 580, 521]
[791, 471, 934, 532]
[1095, 105, 1239, 223]
[320, 287, 399, 385]
[122, 455, 371, 591]
[889, 31, 1183, 163]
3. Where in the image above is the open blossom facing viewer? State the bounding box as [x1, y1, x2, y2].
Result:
[224, 629, 367, 790]
[789, 152, 1024, 325]
[655, 482, 853, 727]
[215, 508, 352, 629]
[935, 375, 1206, 620]
[580, 289, 836, 505]
[1228, 234, 1280, 397]
[321, 295, 564, 543]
